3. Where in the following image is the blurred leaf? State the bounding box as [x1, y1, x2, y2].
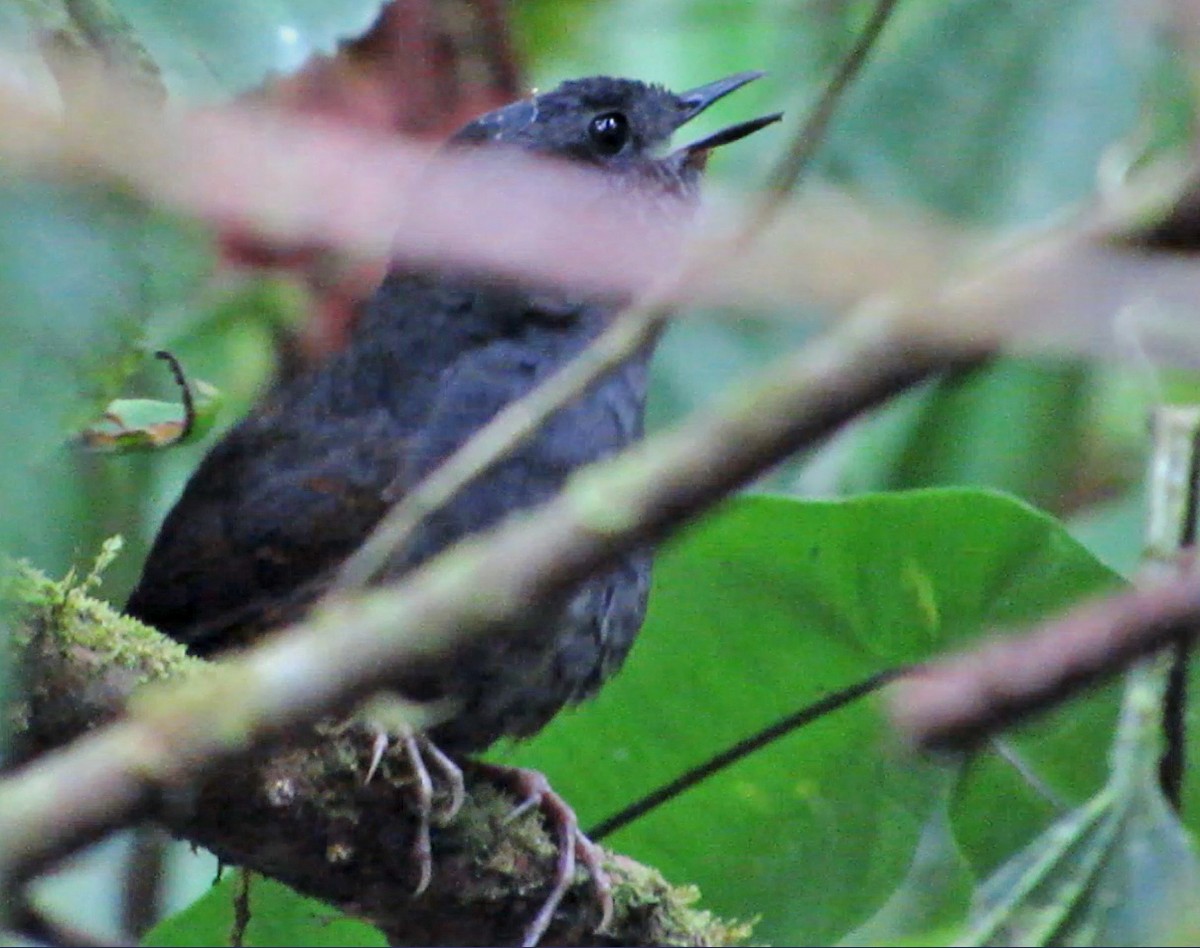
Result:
[838, 770, 973, 946]
[498, 490, 1121, 944]
[0, 177, 209, 576]
[0, 4, 62, 104]
[962, 660, 1200, 946]
[797, 359, 1093, 510]
[1069, 485, 1146, 579]
[0, 609, 9, 762]
[113, 0, 388, 100]
[40, 0, 165, 97]
[14, 0, 388, 101]
[646, 311, 816, 436]
[814, 0, 1145, 226]
[144, 872, 385, 948]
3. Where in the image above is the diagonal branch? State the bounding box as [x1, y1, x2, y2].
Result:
[11, 572, 738, 947]
[887, 557, 1200, 752]
[335, 0, 901, 589]
[2, 302, 972, 943]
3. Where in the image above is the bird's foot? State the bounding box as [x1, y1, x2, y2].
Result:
[473, 761, 613, 947]
[366, 729, 464, 895]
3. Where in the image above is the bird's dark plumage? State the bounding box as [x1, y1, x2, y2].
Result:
[126, 73, 778, 754]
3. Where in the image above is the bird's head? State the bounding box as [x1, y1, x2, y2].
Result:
[451, 72, 780, 196]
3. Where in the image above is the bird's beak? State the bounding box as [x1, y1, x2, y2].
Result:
[676, 71, 766, 122]
[672, 71, 782, 169]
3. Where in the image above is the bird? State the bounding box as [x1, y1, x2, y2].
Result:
[125, 71, 779, 945]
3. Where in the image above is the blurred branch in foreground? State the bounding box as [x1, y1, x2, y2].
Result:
[5, 68, 1200, 376]
[888, 557, 1200, 752]
[1, 298, 974, 943]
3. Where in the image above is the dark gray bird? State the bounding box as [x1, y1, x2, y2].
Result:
[125, 71, 778, 945]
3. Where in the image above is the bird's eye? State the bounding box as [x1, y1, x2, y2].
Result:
[587, 111, 630, 156]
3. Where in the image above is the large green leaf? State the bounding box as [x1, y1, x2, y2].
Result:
[495, 490, 1122, 944]
[143, 872, 385, 948]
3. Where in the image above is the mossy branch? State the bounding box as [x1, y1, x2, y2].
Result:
[9, 557, 747, 947]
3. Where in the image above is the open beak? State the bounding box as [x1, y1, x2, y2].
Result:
[672, 71, 782, 168]
[677, 71, 766, 121]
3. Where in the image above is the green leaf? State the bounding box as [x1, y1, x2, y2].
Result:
[961, 660, 1200, 946]
[81, 358, 221, 454]
[496, 489, 1121, 944]
[0, 178, 209, 576]
[143, 872, 385, 948]
[12, 0, 388, 101]
[111, 0, 389, 100]
[800, 360, 1093, 510]
[838, 769, 974, 946]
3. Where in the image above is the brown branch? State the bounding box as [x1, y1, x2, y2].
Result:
[890, 406, 1200, 754]
[0, 68, 971, 322]
[887, 558, 1200, 752]
[1, 303, 970, 942]
[11, 571, 740, 947]
[13, 59, 1200, 376]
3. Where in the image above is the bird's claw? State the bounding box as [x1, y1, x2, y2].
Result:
[365, 741, 611, 944]
[364, 730, 465, 896]
[477, 762, 613, 947]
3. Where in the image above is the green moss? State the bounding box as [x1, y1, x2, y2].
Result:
[454, 780, 753, 944]
[5, 537, 201, 687]
[607, 857, 755, 946]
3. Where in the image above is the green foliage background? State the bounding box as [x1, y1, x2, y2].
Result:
[3, 0, 1198, 945]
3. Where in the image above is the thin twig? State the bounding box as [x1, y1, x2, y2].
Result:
[751, 0, 902, 227]
[119, 827, 167, 941]
[588, 668, 904, 841]
[336, 1, 900, 589]
[1143, 406, 1200, 811]
[1160, 636, 1190, 808]
[231, 870, 251, 948]
[154, 350, 196, 442]
[1, 300, 964, 886]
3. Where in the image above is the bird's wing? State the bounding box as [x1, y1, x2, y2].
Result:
[125, 406, 406, 653]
